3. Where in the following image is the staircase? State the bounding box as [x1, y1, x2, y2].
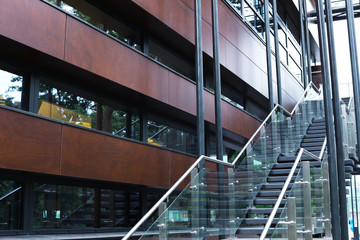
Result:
[122, 83, 357, 240]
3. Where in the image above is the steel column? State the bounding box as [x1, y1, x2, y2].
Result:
[211, 0, 223, 161]
[299, 0, 308, 87]
[356, 175, 360, 240]
[272, 0, 282, 106]
[324, 1, 349, 238]
[211, 2, 225, 236]
[346, 0, 360, 164]
[315, 0, 341, 238]
[303, 0, 313, 83]
[195, 0, 205, 162]
[264, 0, 274, 111]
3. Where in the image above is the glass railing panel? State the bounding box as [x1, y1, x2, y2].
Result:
[271, 153, 330, 239]
[229, 86, 323, 237]
[138, 169, 208, 239]
[270, 166, 305, 239]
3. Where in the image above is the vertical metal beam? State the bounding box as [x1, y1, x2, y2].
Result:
[125, 112, 132, 138]
[264, 0, 274, 111]
[315, 0, 341, 239]
[324, 1, 349, 238]
[355, 175, 360, 240]
[322, 162, 332, 237]
[303, 0, 313, 83]
[272, 0, 282, 106]
[211, 0, 223, 161]
[191, 168, 199, 239]
[288, 197, 297, 240]
[299, 0, 308, 87]
[303, 161, 313, 240]
[22, 180, 33, 233]
[140, 113, 148, 142]
[211, 2, 225, 236]
[195, 0, 205, 163]
[28, 74, 40, 113]
[345, 0, 360, 164]
[351, 178, 359, 240]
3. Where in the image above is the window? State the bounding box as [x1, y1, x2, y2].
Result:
[226, 0, 304, 84]
[0, 179, 22, 231]
[0, 69, 23, 109]
[148, 39, 194, 80]
[45, 0, 142, 51]
[147, 119, 197, 155]
[38, 79, 97, 129]
[33, 183, 142, 229]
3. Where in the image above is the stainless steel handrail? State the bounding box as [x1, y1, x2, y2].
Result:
[232, 82, 320, 166]
[122, 155, 232, 240]
[259, 137, 327, 240]
[347, 97, 354, 111]
[259, 148, 304, 240]
[122, 82, 322, 240]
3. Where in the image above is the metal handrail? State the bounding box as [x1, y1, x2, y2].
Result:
[232, 82, 320, 165]
[259, 137, 327, 240]
[347, 97, 354, 111]
[122, 155, 232, 240]
[122, 82, 322, 240]
[0, 187, 22, 202]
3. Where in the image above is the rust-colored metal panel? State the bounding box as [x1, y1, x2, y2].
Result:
[168, 72, 197, 116]
[64, 17, 170, 103]
[204, 90, 216, 123]
[0, 108, 61, 174]
[0, 0, 66, 59]
[169, 152, 195, 188]
[60, 125, 173, 188]
[222, 102, 261, 139]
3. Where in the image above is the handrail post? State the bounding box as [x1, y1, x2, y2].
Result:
[228, 168, 236, 239]
[303, 161, 313, 240]
[341, 104, 349, 158]
[191, 168, 200, 239]
[159, 202, 168, 240]
[288, 197, 297, 240]
[322, 162, 332, 237]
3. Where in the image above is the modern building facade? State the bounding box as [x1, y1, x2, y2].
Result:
[2, 0, 354, 239]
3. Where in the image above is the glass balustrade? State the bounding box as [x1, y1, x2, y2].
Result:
[129, 84, 325, 239]
[271, 153, 330, 239]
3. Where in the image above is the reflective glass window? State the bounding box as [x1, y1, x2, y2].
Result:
[0, 180, 22, 230]
[280, 44, 288, 65]
[45, 0, 142, 51]
[289, 57, 302, 83]
[0, 69, 22, 109]
[33, 184, 95, 229]
[229, 0, 242, 11]
[147, 120, 197, 155]
[148, 40, 194, 80]
[38, 79, 97, 129]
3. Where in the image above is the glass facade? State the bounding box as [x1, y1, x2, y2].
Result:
[0, 180, 22, 231]
[0, 69, 22, 109]
[0, 177, 164, 232]
[147, 120, 197, 155]
[227, 0, 303, 84]
[38, 79, 97, 129]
